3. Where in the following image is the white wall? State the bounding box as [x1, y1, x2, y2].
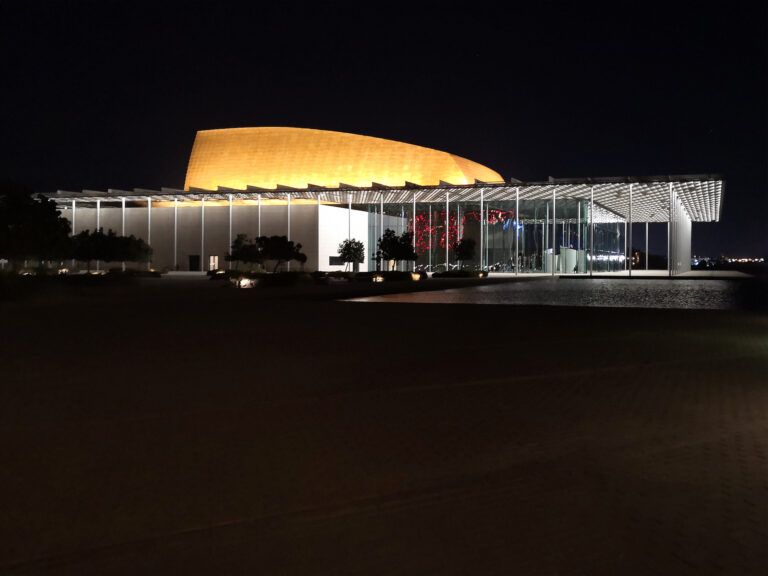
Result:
[63, 201, 322, 271]
[318, 204, 368, 271]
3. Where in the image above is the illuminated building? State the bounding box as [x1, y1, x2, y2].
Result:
[184, 127, 503, 190]
[47, 128, 724, 275]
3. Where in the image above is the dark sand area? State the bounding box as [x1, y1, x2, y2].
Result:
[1, 279, 767, 574]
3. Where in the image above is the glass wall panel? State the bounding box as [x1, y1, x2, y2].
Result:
[459, 202, 481, 270]
[591, 205, 625, 272]
[555, 198, 588, 274]
[484, 200, 517, 271]
[412, 201, 447, 272]
[517, 199, 550, 273]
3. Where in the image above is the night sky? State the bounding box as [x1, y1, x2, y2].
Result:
[1, 1, 765, 256]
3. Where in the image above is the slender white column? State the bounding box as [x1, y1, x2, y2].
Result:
[347, 192, 351, 242]
[628, 183, 633, 277]
[479, 189, 484, 271]
[668, 183, 672, 276]
[201, 197, 205, 272]
[173, 198, 178, 270]
[551, 189, 556, 276]
[228, 194, 233, 270]
[624, 221, 627, 272]
[445, 193, 449, 269]
[258, 194, 261, 237]
[515, 187, 519, 276]
[147, 197, 152, 271]
[71, 199, 76, 268]
[485, 202, 489, 271]
[412, 193, 417, 271]
[590, 186, 594, 276]
[287, 194, 291, 272]
[147, 198, 151, 245]
[121, 197, 126, 271]
[645, 221, 649, 271]
[577, 200, 581, 273]
[379, 193, 384, 271]
[428, 205, 432, 271]
[544, 202, 548, 272]
[96, 199, 101, 271]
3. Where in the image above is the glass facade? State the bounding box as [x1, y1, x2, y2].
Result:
[357, 193, 631, 274]
[51, 178, 712, 276]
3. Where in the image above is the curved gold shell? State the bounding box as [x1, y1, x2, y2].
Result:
[184, 127, 503, 190]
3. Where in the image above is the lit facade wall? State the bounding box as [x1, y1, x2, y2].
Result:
[184, 127, 503, 190]
[61, 203, 326, 272]
[56, 188, 702, 275]
[318, 204, 369, 271]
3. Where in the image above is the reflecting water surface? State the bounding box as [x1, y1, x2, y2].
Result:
[351, 279, 758, 310]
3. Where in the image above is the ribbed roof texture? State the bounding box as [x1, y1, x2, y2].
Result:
[184, 127, 503, 190]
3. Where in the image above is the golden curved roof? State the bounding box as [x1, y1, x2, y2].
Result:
[184, 127, 503, 190]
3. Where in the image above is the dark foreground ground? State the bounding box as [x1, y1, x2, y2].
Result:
[1, 279, 767, 574]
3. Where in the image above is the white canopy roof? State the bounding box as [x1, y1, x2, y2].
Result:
[48, 174, 724, 223]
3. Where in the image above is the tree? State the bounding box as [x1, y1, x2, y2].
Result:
[226, 233, 265, 270]
[117, 234, 152, 264]
[227, 234, 305, 272]
[377, 229, 417, 271]
[261, 235, 305, 272]
[226, 233, 248, 269]
[338, 238, 365, 271]
[71, 230, 96, 270]
[295, 251, 307, 271]
[377, 229, 400, 269]
[397, 231, 417, 267]
[72, 229, 151, 271]
[451, 237, 476, 269]
[0, 180, 71, 269]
